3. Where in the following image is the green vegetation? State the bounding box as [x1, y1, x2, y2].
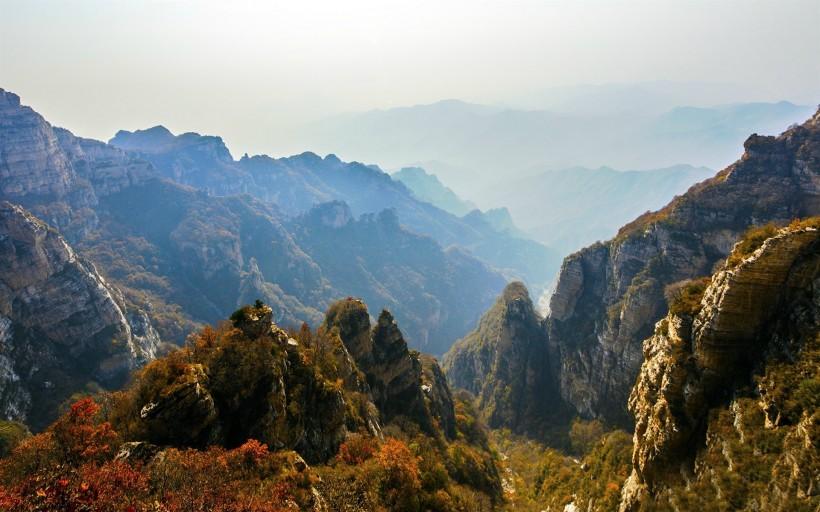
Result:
[492, 420, 632, 512]
[632, 334, 820, 511]
[665, 277, 711, 316]
[0, 422, 29, 458]
[726, 222, 780, 268]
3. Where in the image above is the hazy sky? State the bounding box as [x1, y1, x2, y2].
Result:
[2, 0, 818, 156]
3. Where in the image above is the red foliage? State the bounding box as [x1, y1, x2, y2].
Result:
[51, 398, 119, 463]
[0, 460, 150, 512]
[338, 434, 377, 465]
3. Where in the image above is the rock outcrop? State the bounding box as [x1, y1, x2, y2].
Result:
[446, 107, 820, 429]
[0, 201, 158, 429]
[129, 299, 457, 464]
[0, 88, 154, 240]
[545, 107, 819, 424]
[444, 282, 563, 434]
[324, 298, 456, 439]
[620, 222, 820, 511]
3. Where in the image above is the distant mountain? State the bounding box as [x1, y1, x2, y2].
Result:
[293, 99, 814, 197]
[110, 126, 558, 290]
[392, 166, 476, 216]
[486, 164, 715, 255]
[0, 86, 510, 384]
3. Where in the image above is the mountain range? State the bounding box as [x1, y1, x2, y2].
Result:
[293, 98, 814, 199]
[0, 83, 817, 511]
[0, 87, 518, 426]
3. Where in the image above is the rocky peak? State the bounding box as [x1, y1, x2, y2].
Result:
[621, 222, 820, 510]
[302, 201, 354, 229]
[110, 125, 176, 151]
[322, 297, 373, 364]
[0, 89, 76, 202]
[229, 301, 275, 339]
[324, 299, 454, 438]
[540, 107, 820, 425]
[444, 282, 562, 434]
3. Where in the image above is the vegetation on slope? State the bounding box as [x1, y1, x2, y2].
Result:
[0, 301, 504, 511]
[493, 419, 632, 512]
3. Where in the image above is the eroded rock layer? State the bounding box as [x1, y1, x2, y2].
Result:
[0, 201, 158, 429]
[621, 223, 820, 511]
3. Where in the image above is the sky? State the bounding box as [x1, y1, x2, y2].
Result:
[2, 0, 819, 156]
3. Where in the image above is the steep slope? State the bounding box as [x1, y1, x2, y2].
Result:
[620, 221, 819, 511]
[444, 282, 564, 435]
[291, 202, 506, 354]
[0, 202, 158, 430]
[322, 298, 456, 437]
[0, 88, 155, 240]
[541, 107, 820, 425]
[110, 125, 558, 289]
[446, 107, 820, 429]
[0, 89, 509, 356]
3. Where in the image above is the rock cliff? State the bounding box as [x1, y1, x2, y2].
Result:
[0, 201, 158, 429]
[444, 282, 564, 435]
[125, 299, 456, 464]
[620, 221, 819, 511]
[546, 107, 819, 424]
[0, 88, 506, 359]
[324, 298, 456, 439]
[447, 107, 820, 430]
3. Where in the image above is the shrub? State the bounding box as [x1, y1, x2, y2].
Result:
[666, 277, 711, 316]
[338, 434, 377, 465]
[50, 398, 119, 464]
[726, 223, 779, 268]
[568, 418, 605, 455]
[0, 421, 29, 458]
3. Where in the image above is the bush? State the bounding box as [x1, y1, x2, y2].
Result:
[0, 421, 29, 458]
[726, 223, 779, 268]
[666, 277, 711, 316]
[337, 433, 377, 465]
[568, 418, 605, 455]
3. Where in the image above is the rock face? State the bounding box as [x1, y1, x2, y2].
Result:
[0, 202, 158, 429]
[324, 298, 456, 439]
[132, 300, 456, 463]
[0, 89, 154, 240]
[620, 223, 820, 511]
[134, 303, 350, 463]
[447, 107, 820, 429]
[444, 282, 562, 434]
[545, 107, 820, 424]
[0, 88, 506, 358]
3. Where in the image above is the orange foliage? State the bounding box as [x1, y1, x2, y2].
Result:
[375, 438, 422, 510]
[338, 434, 377, 465]
[51, 398, 119, 463]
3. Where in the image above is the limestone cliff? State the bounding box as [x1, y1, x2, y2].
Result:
[620, 222, 819, 511]
[323, 298, 456, 439]
[446, 107, 820, 430]
[0, 88, 154, 240]
[544, 108, 819, 424]
[443, 282, 564, 435]
[0, 202, 158, 429]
